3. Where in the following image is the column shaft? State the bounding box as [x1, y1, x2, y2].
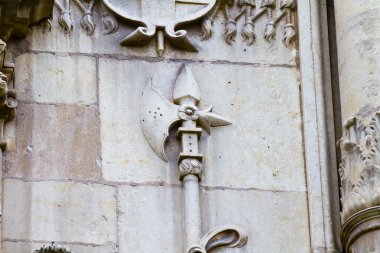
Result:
[334, 0, 380, 251]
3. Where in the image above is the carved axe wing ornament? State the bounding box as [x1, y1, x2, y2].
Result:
[102, 0, 216, 56]
[139, 84, 180, 162]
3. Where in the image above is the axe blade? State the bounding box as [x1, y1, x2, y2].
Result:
[139, 85, 180, 162]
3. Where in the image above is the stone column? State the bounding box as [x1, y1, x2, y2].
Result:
[334, 1, 380, 252]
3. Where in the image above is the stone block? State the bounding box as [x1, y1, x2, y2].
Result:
[202, 188, 311, 253]
[118, 185, 183, 253]
[2, 180, 117, 245]
[99, 59, 305, 192]
[4, 103, 101, 181]
[117, 185, 310, 253]
[15, 52, 97, 105]
[98, 59, 179, 184]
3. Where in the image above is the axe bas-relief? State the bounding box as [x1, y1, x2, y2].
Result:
[139, 65, 248, 253]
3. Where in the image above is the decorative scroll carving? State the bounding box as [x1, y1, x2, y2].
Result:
[53, 0, 118, 35]
[339, 106, 380, 222]
[201, 0, 297, 47]
[189, 225, 248, 253]
[139, 65, 247, 252]
[34, 243, 72, 253]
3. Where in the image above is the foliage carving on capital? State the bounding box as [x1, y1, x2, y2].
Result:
[339, 106, 380, 222]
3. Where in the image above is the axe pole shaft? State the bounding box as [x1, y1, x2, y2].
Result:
[183, 174, 202, 251]
[180, 120, 203, 252]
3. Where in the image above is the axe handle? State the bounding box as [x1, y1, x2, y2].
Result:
[179, 120, 203, 252]
[183, 174, 202, 252]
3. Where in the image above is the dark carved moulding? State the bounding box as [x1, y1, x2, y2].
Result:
[0, 0, 54, 41]
[341, 206, 380, 252]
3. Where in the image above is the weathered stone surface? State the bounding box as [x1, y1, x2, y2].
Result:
[99, 59, 179, 184]
[202, 188, 311, 253]
[15, 52, 97, 105]
[0, 2, 323, 252]
[349, 229, 380, 253]
[118, 185, 182, 253]
[0, 0, 54, 41]
[2, 180, 117, 245]
[334, 0, 380, 120]
[2, 241, 117, 253]
[4, 103, 101, 180]
[22, 6, 296, 65]
[117, 185, 309, 253]
[99, 59, 305, 192]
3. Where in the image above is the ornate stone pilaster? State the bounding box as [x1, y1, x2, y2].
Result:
[0, 38, 17, 251]
[334, 0, 380, 251]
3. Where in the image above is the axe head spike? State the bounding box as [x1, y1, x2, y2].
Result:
[173, 65, 201, 105]
[139, 85, 180, 162]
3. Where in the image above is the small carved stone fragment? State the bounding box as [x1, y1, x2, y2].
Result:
[34, 243, 72, 253]
[53, 0, 118, 35]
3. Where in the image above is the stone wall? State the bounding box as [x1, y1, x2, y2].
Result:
[1, 1, 338, 252]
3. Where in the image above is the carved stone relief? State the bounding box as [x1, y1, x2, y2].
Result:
[102, 0, 216, 56]
[51, 0, 297, 55]
[0, 39, 17, 152]
[201, 0, 297, 46]
[53, 0, 119, 35]
[339, 106, 380, 222]
[139, 65, 247, 252]
[34, 243, 72, 253]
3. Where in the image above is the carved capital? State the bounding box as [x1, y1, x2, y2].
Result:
[339, 106, 380, 223]
[180, 158, 203, 180]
